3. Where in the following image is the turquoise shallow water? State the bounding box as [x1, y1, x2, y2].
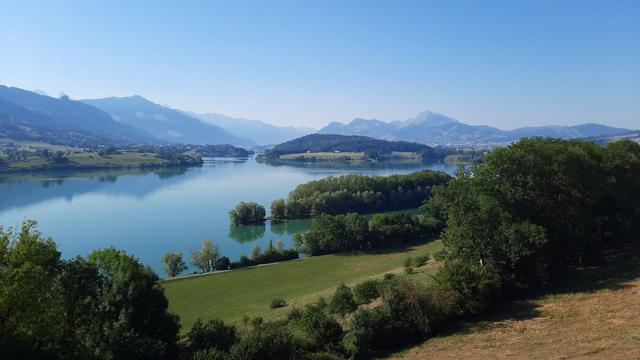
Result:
[0, 157, 456, 274]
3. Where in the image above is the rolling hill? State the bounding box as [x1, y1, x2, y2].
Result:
[83, 96, 254, 146]
[258, 134, 443, 161]
[319, 111, 632, 145]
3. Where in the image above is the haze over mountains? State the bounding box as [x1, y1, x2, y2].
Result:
[83, 96, 254, 146]
[0, 85, 158, 146]
[0, 85, 633, 148]
[187, 112, 313, 146]
[319, 111, 632, 145]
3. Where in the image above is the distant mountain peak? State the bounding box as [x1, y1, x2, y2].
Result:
[403, 111, 459, 127]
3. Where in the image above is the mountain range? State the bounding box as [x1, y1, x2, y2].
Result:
[187, 112, 313, 145]
[0, 85, 633, 148]
[319, 111, 632, 145]
[0, 85, 311, 147]
[83, 96, 254, 146]
[0, 85, 158, 147]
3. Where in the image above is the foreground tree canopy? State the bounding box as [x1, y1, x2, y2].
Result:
[0, 221, 180, 360]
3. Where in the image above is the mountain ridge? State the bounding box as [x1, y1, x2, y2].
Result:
[83, 96, 254, 146]
[318, 111, 632, 145]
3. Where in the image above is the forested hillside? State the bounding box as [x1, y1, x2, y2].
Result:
[259, 134, 444, 161]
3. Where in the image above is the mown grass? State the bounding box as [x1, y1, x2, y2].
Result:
[1, 151, 177, 171]
[162, 240, 443, 331]
[279, 152, 366, 160]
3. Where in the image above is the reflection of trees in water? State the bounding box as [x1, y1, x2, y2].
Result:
[153, 167, 189, 179]
[268, 219, 312, 236]
[40, 179, 65, 188]
[228, 224, 266, 243]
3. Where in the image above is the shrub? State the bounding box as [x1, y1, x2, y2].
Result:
[270, 298, 287, 309]
[296, 304, 344, 351]
[415, 253, 430, 267]
[404, 266, 414, 274]
[403, 257, 413, 268]
[191, 348, 228, 360]
[352, 280, 381, 305]
[329, 284, 357, 317]
[216, 256, 230, 270]
[434, 261, 502, 316]
[228, 323, 298, 360]
[186, 319, 237, 353]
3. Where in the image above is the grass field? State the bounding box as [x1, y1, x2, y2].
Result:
[278, 151, 422, 162]
[162, 239, 443, 330]
[279, 152, 366, 161]
[0, 150, 199, 171]
[396, 247, 640, 360]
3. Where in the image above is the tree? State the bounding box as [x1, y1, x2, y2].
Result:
[191, 238, 220, 273]
[229, 202, 266, 225]
[329, 284, 357, 318]
[250, 245, 261, 260]
[161, 252, 187, 277]
[270, 199, 286, 219]
[275, 240, 285, 254]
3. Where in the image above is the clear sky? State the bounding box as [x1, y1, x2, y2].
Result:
[1, 0, 639, 129]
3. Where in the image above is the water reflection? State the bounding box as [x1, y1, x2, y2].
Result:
[228, 224, 266, 243]
[0, 157, 455, 273]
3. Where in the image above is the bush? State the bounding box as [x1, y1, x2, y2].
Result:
[186, 319, 237, 353]
[216, 256, 230, 270]
[270, 298, 287, 309]
[296, 304, 344, 351]
[434, 261, 502, 316]
[403, 257, 413, 268]
[329, 284, 357, 317]
[415, 253, 430, 267]
[191, 348, 228, 360]
[228, 323, 298, 360]
[352, 280, 381, 305]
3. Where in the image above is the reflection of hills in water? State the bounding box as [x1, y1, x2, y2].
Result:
[0, 167, 192, 213]
[259, 158, 454, 174]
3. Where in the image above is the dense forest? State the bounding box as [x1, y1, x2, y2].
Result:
[257, 134, 446, 161]
[271, 169, 451, 219]
[3, 138, 639, 359]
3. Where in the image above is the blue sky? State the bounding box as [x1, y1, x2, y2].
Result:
[1, 0, 638, 129]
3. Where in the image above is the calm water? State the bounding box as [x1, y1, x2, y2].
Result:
[0, 157, 456, 274]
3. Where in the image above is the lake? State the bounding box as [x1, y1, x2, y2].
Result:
[0, 157, 456, 274]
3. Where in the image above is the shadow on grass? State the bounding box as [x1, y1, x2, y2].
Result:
[430, 244, 640, 340]
[333, 238, 439, 258]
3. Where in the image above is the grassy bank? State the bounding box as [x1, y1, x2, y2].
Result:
[0, 149, 201, 172]
[396, 247, 640, 359]
[162, 239, 443, 331]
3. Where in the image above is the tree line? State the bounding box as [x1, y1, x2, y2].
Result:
[293, 212, 438, 256]
[161, 238, 298, 278]
[228, 170, 449, 224]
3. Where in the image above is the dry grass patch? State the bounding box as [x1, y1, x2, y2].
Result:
[396, 248, 640, 360]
